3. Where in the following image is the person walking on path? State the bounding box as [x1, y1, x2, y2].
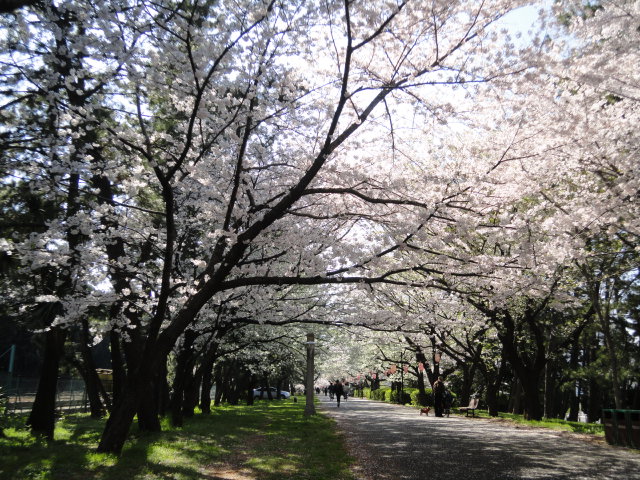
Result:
[433, 376, 445, 417]
[334, 380, 345, 407]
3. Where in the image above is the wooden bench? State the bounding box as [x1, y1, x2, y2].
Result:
[459, 397, 479, 417]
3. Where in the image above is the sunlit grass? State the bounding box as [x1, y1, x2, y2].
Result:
[0, 397, 356, 480]
[455, 409, 605, 436]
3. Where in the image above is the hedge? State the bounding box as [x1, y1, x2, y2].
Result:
[362, 386, 437, 407]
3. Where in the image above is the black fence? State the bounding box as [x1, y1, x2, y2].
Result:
[0, 373, 89, 416]
[603, 409, 640, 449]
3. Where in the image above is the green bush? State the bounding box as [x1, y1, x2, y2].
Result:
[370, 387, 391, 402]
[389, 389, 413, 404]
[410, 388, 433, 407]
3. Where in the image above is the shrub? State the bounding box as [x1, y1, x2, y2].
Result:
[389, 389, 413, 405]
[370, 388, 391, 402]
[410, 388, 433, 407]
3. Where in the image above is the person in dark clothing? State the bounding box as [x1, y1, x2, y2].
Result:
[433, 376, 445, 417]
[334, 380, 345, 407]
[443, 388, 453, 417]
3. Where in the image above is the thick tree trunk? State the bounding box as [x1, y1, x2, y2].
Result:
[77, 319, 105, 418]
[138, 381, 161, 432]
[200, 365, 214, 414]
[458, 365, 475, 408]
[509, 378, 523, 414]
[183, 375, 199, 417]
[482, 354, 506, 417]
[97, 354, 158, 453]
[97, 383, 139, 454]
[485, 383, 499, 417]
[214, 366, 224, 406]
[156, 361, 170, 417]
[197, 338, 220, 414]
[567, 334, 581, 421]
[521, 373, 544, 420]
[109, 330, 126, 408]
[170, 331, 197, 426]
[27, 325, 66, 439]
[70, 355, 104, 418]
[601, 313, 625, 408]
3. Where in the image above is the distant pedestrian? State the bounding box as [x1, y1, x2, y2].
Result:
[334, 380, 345, 407]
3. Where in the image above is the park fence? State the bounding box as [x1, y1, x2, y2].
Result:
[602, 409, 640, 449]
[0, 372, 89, 416]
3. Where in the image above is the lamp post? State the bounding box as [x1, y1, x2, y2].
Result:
[399, 350, 404, 404]
[433, 350, 441, 379]
[304, 333, 316, 416]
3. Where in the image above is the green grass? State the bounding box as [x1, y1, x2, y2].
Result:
[452, 408, 605, 436]
[0, 397, 356, 480]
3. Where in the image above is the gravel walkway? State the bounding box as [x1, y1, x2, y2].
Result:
[318, 395, 640, 480]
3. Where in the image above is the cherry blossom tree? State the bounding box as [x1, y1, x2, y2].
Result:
[2, 0, 536, 452]
[3, 0, 638, 451]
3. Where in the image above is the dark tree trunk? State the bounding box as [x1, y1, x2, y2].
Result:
[138, 379, 161, 432]
[509, 378, 523, 415]
[109, 330, 127, 408]
[567, 335, 582, 421]
[27, 325, 66, 439]
[200, 365, 214, 414]
[247, 384, 254, 405]
[458, 364, 475, 408]
[246, 374, 257, 406]
[183, 373, 200, 418]
[568, 385, 580, 422]
[412, 348, 429, 406]
[77, 319, 105, 418]
[485, 383, 499, 417]
[214, 366, 224, 406]
[543, 363, 555, 418]
[197, 338, 220, 414]
[521, 374, 544, 420]
[482, 353, 507, 417]
[170, 378, 184, 427]
[69, 355, 104, 418]
[156, 359, 170, 417]
[97, 379, 139, 454]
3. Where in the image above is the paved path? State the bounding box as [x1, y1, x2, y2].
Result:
[318, 395, 640, 480]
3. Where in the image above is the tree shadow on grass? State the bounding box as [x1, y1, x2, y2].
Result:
[1, 400, 355, 480]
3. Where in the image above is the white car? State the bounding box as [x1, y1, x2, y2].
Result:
[253, 387, 291, 399]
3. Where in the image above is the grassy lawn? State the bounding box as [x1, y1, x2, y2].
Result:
[0, 397, 356, 480]
[452, 408, 605, 436]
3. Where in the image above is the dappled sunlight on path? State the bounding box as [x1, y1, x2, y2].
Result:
[318, 395, 640, 480]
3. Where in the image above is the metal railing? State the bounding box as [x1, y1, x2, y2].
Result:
[1, 373, 89, 416]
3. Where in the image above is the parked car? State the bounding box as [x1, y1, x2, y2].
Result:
[252, 387, 291, 399]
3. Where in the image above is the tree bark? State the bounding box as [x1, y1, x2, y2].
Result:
[170, 330, 196, 427]
[97, 380, 139, 453]
[200, 365, 214, 414]
[27, 325, 66, 439]
[109, 330, 126, 408]
[77, 319, 105, 418]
